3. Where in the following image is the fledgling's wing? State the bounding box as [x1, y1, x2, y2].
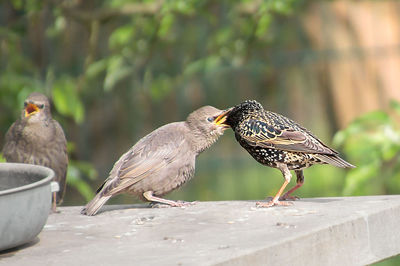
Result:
[49, 120, 68, 203]
[97, 123, 187, 197]
[2, 120, 26, 162]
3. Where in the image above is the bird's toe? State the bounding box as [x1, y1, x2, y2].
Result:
[150, 200, 196, 208]
[175, 200, 197, 207]
[256, 200, 293, 208]
[149, 202, 173, 208]
[280, 195, 300, 201]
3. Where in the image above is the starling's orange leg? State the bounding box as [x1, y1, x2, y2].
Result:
[280, 183, 302, 201]
[257, 164, 293, 208]
[143, 191, 195, 207]
[280, 170, 304, 201]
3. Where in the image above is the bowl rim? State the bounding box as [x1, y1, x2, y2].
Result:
[0, 163, 55, 196]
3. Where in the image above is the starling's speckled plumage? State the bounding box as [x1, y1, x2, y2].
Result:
[2, 92, 68, 211]
[81, 106, 230, 216]
[223, 100, 355, 207]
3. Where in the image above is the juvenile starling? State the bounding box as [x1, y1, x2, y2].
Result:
[81, 106, 230, 216]
[222, 100, 355, 208]
[2, 92, 68, 211]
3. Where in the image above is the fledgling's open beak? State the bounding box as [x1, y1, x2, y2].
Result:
[24, 103, 40, 117]
[213, 107, 233, 128]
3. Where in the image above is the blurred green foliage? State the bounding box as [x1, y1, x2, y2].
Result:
[334, 100, 400, 196]
[337, 105, 399, 266]
[0, 0, 398, 211]
[1, 0, 308, 204]
[67, 161, 98, 201]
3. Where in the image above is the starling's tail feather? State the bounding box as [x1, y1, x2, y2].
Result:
[81, 193, 111, 216]
[316, 154, 355, 168]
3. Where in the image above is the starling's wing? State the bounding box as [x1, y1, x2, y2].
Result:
[98, 124, 186, 197]
[50, 120, 69, 203]
[2, 120, 25, 162]
[236, 119, 337, 155]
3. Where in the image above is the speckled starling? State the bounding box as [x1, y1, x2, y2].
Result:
[222, 100, 355, 208]
[81, 106, 230, 216]
[2, 92, 68, 211]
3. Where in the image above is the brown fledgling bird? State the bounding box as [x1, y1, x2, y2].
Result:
[221, 100, 355, 208]
[81, 106, 230, 216]
[2, 92, 68, 211]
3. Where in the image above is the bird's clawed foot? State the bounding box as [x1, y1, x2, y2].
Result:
[51, 208, 61, 214]
[173, 200, 197, 207]
[279, 194, 300, 201]
[263, 194, 299, 202]
[256, 199, 293, 208]
[150, 200, 197, 208]
[144, 191, 197, 208]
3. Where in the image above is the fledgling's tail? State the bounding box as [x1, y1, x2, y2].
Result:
[81, 193, 111, 216]
[316, 154, 355, 168]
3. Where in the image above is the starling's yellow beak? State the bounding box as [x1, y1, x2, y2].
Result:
[213, 107, 233, 128]
[24, 103, 40, 117]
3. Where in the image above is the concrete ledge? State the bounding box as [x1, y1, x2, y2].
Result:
[1, 196, 400, 265]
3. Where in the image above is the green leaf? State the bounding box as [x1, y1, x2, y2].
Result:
[85, 59, 108, 79]
[52, 76, 85, 123]
[46, 16, 66, 38]
[215, 28, 233, 46]
[256, 14, 272, 38]
[271, 0, 296, 15]
[104, 56, 132, 91]
[73, 161, 98, 181]
[66, 168, 95, 201]
[158, 13, 175, 39]
[183, 56, 222, 76]
[184, 59, 205, 76]
[204, 55, 222, 72]
[171, 0, 196, 15]
[66, 161, 98, 201]
[109, 25, 135, 49]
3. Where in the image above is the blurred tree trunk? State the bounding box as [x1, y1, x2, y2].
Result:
[302, 1, 400, 127]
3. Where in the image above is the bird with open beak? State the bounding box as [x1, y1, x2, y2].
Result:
[2, 92, 68, 212]
[81, 106, 230, 216]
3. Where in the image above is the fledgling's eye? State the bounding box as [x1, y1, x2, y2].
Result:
[207, 117, 214, 122]
[24, 102, 28, 107]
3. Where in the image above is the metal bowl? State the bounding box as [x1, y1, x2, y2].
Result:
[0, 163, 54, 251]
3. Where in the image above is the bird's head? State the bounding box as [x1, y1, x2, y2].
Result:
[22, 92, 51, 122]
[186, 106, 233, 152]
[218, 100, 264, 129]
[187, 106, 232, 135]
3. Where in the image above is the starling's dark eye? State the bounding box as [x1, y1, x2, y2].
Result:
[38, 104, 44, 109]
[24, 102, 28, 107]
[207, 117, 214, 122]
